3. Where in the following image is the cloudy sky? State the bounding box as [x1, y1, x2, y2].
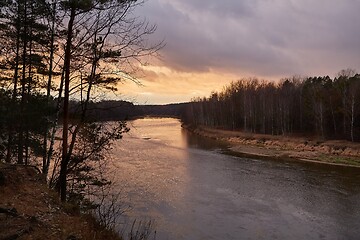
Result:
[120, 0, 360, 104]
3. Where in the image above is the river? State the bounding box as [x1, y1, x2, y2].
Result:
[108, 118, 360, 240]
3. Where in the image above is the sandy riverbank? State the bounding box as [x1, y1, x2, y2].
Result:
[185, 125, 360, 167]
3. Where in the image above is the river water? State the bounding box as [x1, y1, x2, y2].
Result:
[109, 118, 360, 240]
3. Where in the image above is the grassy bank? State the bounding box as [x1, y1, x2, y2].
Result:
[184, 125, 360, 167]
[0, 163, 122, 240]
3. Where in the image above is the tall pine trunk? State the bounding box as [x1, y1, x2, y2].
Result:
[5, 0, 22, 163]
[59, 7, 76, 202]
[42, 1, 57, 178]
[18, 0, 28, 164]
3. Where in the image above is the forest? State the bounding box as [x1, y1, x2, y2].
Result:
[182, 70, 360, 142]
[0, 0, 162, 206]
[76, 100, 187, 121]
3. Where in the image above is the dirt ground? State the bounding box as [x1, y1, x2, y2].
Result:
[187, 126, 360, 167]
[0, 163, 121, 240]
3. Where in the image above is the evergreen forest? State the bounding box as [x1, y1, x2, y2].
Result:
[0, 0, 161, 202]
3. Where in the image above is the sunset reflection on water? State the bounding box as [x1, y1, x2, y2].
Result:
[106, 118, 360, 240]
[110, 118, 192, 235]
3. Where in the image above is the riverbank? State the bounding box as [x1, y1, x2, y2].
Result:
[185, 125, 360, 167]
[0, 163, 122, 240]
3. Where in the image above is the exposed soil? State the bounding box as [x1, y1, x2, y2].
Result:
[186, 125, 360, 167]
[0, 163, 121, 240]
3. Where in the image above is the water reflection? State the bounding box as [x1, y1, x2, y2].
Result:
[110, 118, 360, 240]
[110, 118, 191, 238]
[183, 129, 229, 150]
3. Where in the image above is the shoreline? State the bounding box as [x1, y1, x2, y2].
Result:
[184, 125, 360, 168]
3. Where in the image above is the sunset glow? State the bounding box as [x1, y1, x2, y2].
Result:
[119, 65, 240, 104]
[124, 0, 360, 104]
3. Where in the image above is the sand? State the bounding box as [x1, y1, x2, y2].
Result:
[185, 125, 360, 167]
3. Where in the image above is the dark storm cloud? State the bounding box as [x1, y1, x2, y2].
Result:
[137, 0, 360, 77]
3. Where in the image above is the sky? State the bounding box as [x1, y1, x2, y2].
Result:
[118, 0, 360, 104]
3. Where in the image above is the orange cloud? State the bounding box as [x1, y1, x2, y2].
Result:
[116, 64, 240, 104]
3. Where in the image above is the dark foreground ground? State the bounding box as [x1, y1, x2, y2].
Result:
[0, 163, 121, 240]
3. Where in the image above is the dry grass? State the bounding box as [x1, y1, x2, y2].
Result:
[0, 163, 122, 240]
[188, 125, 360, 167]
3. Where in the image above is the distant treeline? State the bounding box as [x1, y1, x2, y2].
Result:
[182, 70, 360, 142]
[68, 100, 188, 122]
